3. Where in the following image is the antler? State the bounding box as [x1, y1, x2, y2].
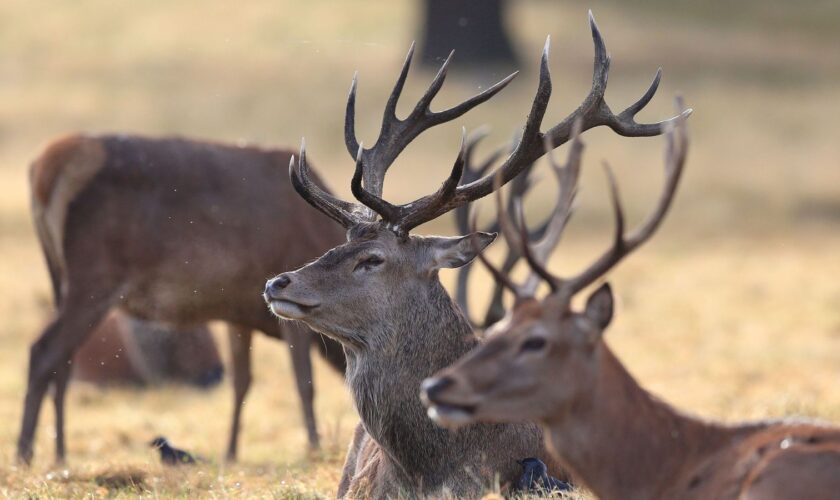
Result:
[289, 140, 365, 227]
[511, 97, 690, 303]
[454, 131, 543, 328]
[559, 98, 690, 296]
[292, 11, 692, 235]
[475, 121, 584, 301]
[453, 128, 505, 237]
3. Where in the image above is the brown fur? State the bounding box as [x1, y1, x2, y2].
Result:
[71, 311, 143, 385]
[72, 310, 222, 387]
[426, 290, 840, 499]
[30, 134, 106, 206]
[19, 133, 346, 465]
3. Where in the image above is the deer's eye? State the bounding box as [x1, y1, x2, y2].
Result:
[519, 337, 547, 353]
[354, 255, 384, 272]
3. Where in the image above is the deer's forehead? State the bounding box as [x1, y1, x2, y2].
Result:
[315, 241, 380, 267]
[511, 299, 549, 322]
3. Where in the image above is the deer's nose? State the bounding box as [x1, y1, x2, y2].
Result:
[265, 274, 292, 299]
[420, 376, 454, 404]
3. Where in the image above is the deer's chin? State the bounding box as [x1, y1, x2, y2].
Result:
[426, 403, 477, 429]
[268, 299, 318, 320]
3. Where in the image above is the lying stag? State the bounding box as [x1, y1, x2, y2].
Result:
[265, 12, 687, 497]
[423, 112, 840, 499]
[21, 134, 346, 464]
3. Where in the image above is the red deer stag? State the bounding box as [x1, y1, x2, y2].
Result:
[264, 12, 688, 497]
[21, 134, 346, 464]
[424, 111, 840, 499]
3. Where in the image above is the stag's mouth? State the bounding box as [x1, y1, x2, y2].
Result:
[268, 299, 319, 320]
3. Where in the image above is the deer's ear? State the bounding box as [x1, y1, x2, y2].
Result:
[584, 282, 614, 332]
[424, 232, 497, 271]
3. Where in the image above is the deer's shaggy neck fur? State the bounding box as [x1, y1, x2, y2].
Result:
[346, 278, 547, 495]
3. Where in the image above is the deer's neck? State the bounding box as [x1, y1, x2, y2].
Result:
[345, 280, 485, 489]
[545, 345, 737, 500]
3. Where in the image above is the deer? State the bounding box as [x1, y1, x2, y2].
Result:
[263, 12, 689, 497]
[20, 134, 347, 465]
[72, 310, 223, 388]
[422, 110, 840, 500]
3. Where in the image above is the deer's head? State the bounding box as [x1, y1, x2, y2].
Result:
[421, 110, 689, 427]
[265, 222, 495, 348]
[263, 12, 689, 353]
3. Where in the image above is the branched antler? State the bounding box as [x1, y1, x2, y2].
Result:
[475, 120, 584, 302]
[488, 98, 690, 305]
[291, 11, 691, 237]
[454, 130, 545, 328]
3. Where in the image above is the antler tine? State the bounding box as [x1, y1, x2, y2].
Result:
[470, 208, 522, 298]
[344, 72, 361, 161]
[514, 199, 560, 293]
[399, 11, 691, 230]
[494, 167, 524, 260]
[519, 120, 584, 296]
[289, 139, 364, 228]
[535, 119, 583, 252]
[395, 34, 556, 222]
[542, 11, 692, 145]
[455, 127, 503, 236]
[382, 42, 415, 124]
[398, 130, 468, 233]
[455, 132, 541, 327]
[413, 50, 455, 117]
[346, 43, 518, 218]
[462, 127, 502, 183]
[325, 13, 688, 237]
[562, 97, 690, 295]
[351, 143, 400, 223]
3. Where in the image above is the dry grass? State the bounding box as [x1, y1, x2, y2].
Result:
[0, 0, 839, 497]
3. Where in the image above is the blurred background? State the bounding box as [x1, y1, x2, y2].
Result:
[0, 0, 839, 496]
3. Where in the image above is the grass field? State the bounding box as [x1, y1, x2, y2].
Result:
[0, 0, 839, 497]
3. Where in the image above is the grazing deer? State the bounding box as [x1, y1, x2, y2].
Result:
[423, 113, 840, 500]
[72, 310, 223, 388]
[20, 134, 346, 464]
[264, 12, 688, 497]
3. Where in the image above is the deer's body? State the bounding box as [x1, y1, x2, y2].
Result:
[20, 133, 346, 464]
[72, 310, 223, 387]
[335, 268, 556, 497]
[542, 346, 840, 500]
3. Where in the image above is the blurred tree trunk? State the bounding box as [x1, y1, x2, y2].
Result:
[419, 0, 519, 72]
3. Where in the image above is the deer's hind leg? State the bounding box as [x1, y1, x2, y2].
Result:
[18, 289, 116, 464]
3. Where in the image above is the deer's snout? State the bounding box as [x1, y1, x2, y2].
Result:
[264, 274, 292, 300]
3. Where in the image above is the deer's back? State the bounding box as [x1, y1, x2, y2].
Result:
[32, 133, 344, 328]
[664, 422, 840, 500]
